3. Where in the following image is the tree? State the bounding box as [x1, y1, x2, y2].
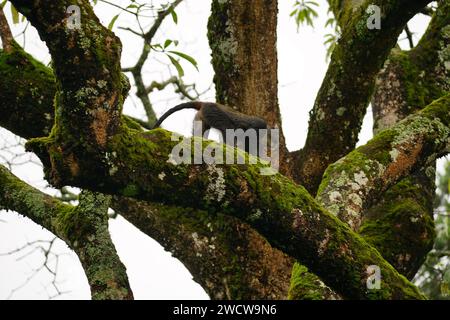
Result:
[0, 0, 448, 300]
[415, 160, 450, 299]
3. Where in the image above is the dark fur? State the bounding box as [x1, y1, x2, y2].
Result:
[152, 101, 267, 155]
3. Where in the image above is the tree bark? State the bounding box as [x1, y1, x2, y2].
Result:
[0, 166, 133, 299]
[292, 0, 433, 194]
[1, 0, 447, 300]
[362, 0, 450, 279]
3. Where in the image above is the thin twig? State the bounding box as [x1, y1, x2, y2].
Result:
[404, 24, 414, 49]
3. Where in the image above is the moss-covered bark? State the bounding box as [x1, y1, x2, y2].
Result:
[317, 94, 449, 230]
[0, 45, 293, 299]
[360, 173, 436, 279]
[25, 102, 448, 298]
[0, 165, 133, 299]
[288, 264, 341, 300]
[292, 0, 433, 194]
[112, 196, 293, 299]
[363, 1, 449, 279]
[0, 44, 56, 139]
[206, 0, 303, 299]
[6, 0, 447, 299]
[208, 0, 289, 169]
[10, 0, 127, 165]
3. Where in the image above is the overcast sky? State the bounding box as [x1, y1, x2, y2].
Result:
[0, 0, 440, 299]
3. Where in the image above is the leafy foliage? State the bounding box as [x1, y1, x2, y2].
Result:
[290, 1, 319, 29]
[323, 9, 340, 61]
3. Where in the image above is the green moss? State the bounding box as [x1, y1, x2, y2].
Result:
[0, 43, 56, 138]
[357, 129, 396, 166]
[359, 175, 436, 279]
[392, 51, 430, 110]
[121, 184, 140, 197]
[121, 116, 144, 131]
[419, 95, 450, 126]
[55, 204, 96, 243]
[288, 263, 328, 300]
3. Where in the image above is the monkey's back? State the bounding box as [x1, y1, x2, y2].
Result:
[201, 103, 267, 130]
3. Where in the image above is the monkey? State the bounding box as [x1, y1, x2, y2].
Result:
[152, 101, 268, 155]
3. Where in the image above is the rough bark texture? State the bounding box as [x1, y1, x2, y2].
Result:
[292, 0, 433, 194]
[0, 44, 56, 139]
[0, 166, 133, 299]
[362, 1, 450, 279]
[208, 0, 289, 167]
[317, 95, 449, 230]
[0, 7, 14, 53]
[0, 45, 293, 299]
[208, 0, 339, 300]
[112, 196, 293, 299]
[10, 0, 128, 182]
[1, 0, 447, 300]
[205, 0, 300, 299]
[26, 97, 448, 299]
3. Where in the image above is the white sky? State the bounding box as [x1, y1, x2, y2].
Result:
[0, 0, 442, 300]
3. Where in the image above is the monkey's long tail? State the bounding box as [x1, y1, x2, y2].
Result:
[151, 101, 202, 129]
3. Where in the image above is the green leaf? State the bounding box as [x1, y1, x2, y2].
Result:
[0, 1, 7, 9]
[169, 7, 178, 24]
[168, 51, 198, 70]
[151, 43, 162, 50]
[325, 18, 335, 28]
[291, 0, 320, 29]
[10, 4, 19, 24]
[168, 55, 184, 78]
[164, 39, 173, 49]
[108, 14, 119, 30]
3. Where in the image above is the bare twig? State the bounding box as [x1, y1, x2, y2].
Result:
[0, 6, 14, 53]
[404, 24, 415, 49]
[121, 0, 184, 125]
[56, 186, 79, 203]
[118, 26, 143, 37]
[2, 237, 68, 300]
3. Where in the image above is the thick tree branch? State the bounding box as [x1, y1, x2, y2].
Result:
[0, 44, 297, 299]
[10, 0, 443, 299]
[363, 1, 450, 279]
[317, 95, 449, 230]
[0, 165, 133, 299]
[10, 0, 127, 155]
[208, 0, 290, 172]
[293, 0, 433, 194]
[27, 98, 449, 298]
[0, 45, 56, 139]
[111, 196, 294, 299]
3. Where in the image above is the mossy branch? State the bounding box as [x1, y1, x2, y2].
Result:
[25, 100, 449, 298]
[8, 0, 445, 299]
[294, 0, 433, 193]
[0, 165, 133, 299]
[0, 45, 295, 299]
[365, 1, 450, 279]
[111, 196, 294, 299]
[317, 94, 450, 230]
